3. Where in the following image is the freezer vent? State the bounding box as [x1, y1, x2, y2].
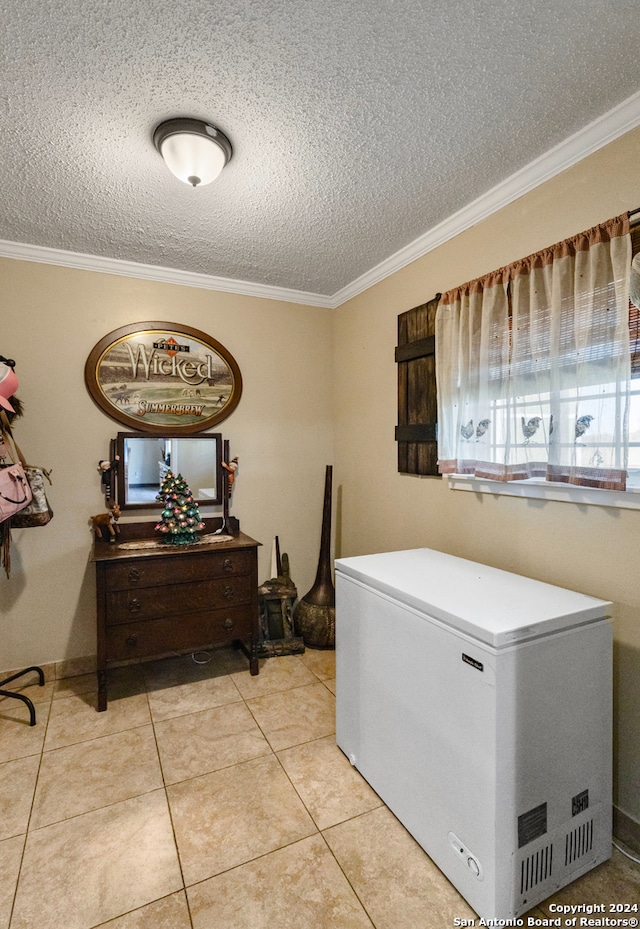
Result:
[520, 844, 553, 894]
[565, 819, 593, 866]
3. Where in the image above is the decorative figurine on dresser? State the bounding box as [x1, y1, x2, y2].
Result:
[86, 322, 259, 711]
[90, 500, 121, 542]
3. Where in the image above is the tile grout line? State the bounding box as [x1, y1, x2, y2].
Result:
[243, 655, 382, 927]
[88, 891, 190, 929]
[267, 747, 382, 927]
[159, 651, 309, 924]
[178, 652, 334, 892]
[3, 650, 339, 928]
[141, 650, 316, 925]
[145, 668, 196, 929]
[164, 652, 336, 913]
[317, 829, 379, 929]
[262, 660, 380, 927]
[294, 653, 380, 926]
[6, 681, 54, 929]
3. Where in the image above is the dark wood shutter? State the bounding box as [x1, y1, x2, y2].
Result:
[395, 293, 441, 475]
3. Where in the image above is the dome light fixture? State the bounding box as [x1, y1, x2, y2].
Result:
[153, 118, 232, 188]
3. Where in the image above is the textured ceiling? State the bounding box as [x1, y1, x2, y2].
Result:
[1, 0, 640, 299]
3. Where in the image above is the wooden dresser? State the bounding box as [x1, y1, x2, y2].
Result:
[92, 522, 260, 710]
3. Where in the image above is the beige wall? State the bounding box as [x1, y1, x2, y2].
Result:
[0, 263, 334, 673]
[2, 124, 639, 830]
[333, 126, 640, 828]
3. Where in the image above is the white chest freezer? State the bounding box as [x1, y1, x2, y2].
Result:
[335, 548, 612, 921]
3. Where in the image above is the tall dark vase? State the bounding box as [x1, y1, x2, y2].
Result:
[294, 465, 335, 649]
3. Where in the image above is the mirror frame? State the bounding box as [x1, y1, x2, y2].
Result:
[115, 431, 223, 510]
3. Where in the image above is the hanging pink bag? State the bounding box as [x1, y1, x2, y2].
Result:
[0, 368, 31, 522]
[0, 449, 32, 522]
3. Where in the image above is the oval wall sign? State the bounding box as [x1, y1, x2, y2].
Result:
[85, 322, 242, 435]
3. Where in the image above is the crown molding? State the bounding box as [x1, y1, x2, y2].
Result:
[2, 89, 639, 310]
[0, 239, 334, 308]
[331, 88, 640, 307]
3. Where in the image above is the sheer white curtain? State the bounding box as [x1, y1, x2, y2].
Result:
[436, 214, 632, 490]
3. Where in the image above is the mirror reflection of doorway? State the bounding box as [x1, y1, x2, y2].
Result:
[119, 434, 221, 507]
[125, 437, 165, 503]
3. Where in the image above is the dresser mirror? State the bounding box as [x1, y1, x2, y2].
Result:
[115, 432, 222, 509]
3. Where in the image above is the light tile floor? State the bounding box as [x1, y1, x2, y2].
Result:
[1, 648, 638, 929]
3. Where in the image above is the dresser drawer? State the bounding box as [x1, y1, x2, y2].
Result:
[104, 549, 253, 591]
[106, 604, 255, 660]
[95, 530, 261, 710]
[106, 574, 254, 625]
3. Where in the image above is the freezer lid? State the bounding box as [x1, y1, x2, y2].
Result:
[335, 548, 611, 647]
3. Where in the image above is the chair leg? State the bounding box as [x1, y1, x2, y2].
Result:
[0, 666, 45, 727]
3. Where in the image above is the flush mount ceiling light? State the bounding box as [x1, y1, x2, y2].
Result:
[153, 118, 232, 188]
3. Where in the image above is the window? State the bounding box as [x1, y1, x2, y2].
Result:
[436, 213, 637, 496]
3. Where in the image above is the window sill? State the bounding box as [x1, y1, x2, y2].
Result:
[447, 474, 640, 510]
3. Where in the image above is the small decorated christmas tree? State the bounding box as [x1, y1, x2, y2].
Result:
[155, 471, 205, 545]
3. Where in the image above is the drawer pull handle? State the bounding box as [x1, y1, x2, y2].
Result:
[128, 569, 141, 582]
[125, 634, 139, 647]
[128, 598, 142, 612]
[223, 617, 234, 630]
[223, 558, 234, 573]
[223, 586, 234, 600]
